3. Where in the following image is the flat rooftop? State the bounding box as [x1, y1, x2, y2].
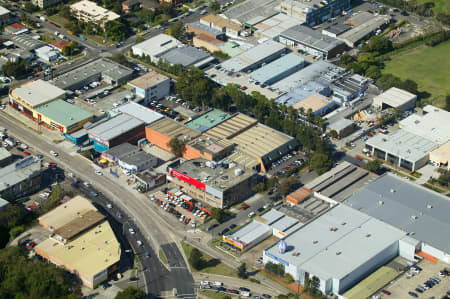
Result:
[0, 156, 41, 193]
[160, 46, 211, 67]
[399, 105, 450, 145]
[185, 109, 231, 132]
[265, 204, 406, 280]
[39, 196, 97, 229]
[202, 113, 257, 141]
[366, 129, 438, 162]
[292, 93, 333, 113]
[345, 172, 450, 255]
[127, 71, 169, 89]
[200, 14, 241, 31]
[0, 147, 12, 161]
[227, 220, 271, 245]
[132, 33, 181, 57]
[54, 210, 105, 240]
[174, 158, 256, 191]
[88, 114, 143, 142]
[276, 80, 329, 107]
[280, 25, 345, 52]
[249, 53, 304, 84]
[116, 102, 163, 125]
[188, 21, 224, 36]
[34, 99, 93, 128]
[36, 220, 120, 277]
[254, 13, 303, 39]
[339, 15, 391, 46]
[322, 24, 351, 36]
[120, 151, 155, 166]
[147, 117, 200, 140]
[221, 40, 286, 72]
[224, 0, 281, 25]
[12, 80, 66, 108]
[70, 0, 120, 22]
[374, 87, 417, 108]
[103, 143, 137, 159]
[329, 118, 354, 132]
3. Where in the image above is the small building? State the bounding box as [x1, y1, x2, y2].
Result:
[0, 147, 13, 167]
[292, 94, 336, 116]
[88, 114, 145, 152]
[365, 129, 438, 171]
[328, 118, 355, 139]
[185, 109, 230, 133]
[160, 46, 213, 68]
[199, 14, 241, 38]
[35, 45, 58, 62]
[32, 0, 62, 8]
[286, 187, 313, 206]
[65, 128, 89, 146]
[102, 142, 158, 173]
[134, 170, 166, 192]
[253, 13, 303, 41]
[34, 99, 94, 134]
[131, 34, 182, 62]
[193, 34, 225, 54]
[279, 25, 346, 59]
[70, 0, 120, 27]
[0, 156, 42, 201]
[249, 53, 305, 85]
[116, 102, 164, 125]
[429, 141, 450, 170]
[10, 34, 45, 51]
[276, 80, 331, 107]
[322, 24, 351, 38]
[372, 87, 417, 111]
[166, 158, 258, 209]
[338, 14, 391, 47]
[5, 23, 28, 35]
[35, 196, 120, 288]
[0, 6, 19, 26]
[127, 72, 170, 105]
[122, 0, 140, 13]
[186, 21, 226, 41]
[102, 143, 140, 163]
[49, 40, 70, 51]
[278, 0, 350, 25]
[218, 41, 245, 57]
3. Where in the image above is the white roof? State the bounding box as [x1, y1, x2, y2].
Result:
[373, 87, 417, 108]
[70, 0, 120, 22]
[12, 80, 66, 108]
[116, 102, 163, 125]
[399, 105, 450, 145]
[132, 34, 181, 58]
[0, 6, 10, 16]
[0, 156, 41, 193]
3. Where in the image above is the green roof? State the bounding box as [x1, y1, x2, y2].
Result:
[185, 109, 230, 132]
[219, 42, 245, 57]
[35, 99, 93, 128]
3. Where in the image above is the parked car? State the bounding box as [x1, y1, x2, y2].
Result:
[248, 212, 255, 218]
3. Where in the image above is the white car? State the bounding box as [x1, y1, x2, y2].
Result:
[95, 170, 102, 176]
[83, 181, 90, 187]
[248, 212, 255, 218]
[213, 281, 223, 286]
[50, 150, 58, 157]
[137, 240, 143, 246]
[107, 203, 112, 209]
[129, 228, 135, 234]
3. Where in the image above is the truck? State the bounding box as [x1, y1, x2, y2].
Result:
[79, 35, 87, 41]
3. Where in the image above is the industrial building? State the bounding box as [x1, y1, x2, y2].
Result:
[131, 34, 182, 62]
[34, 99, 93, 134]
[365, 130, 438, 171]
[35, 46, 58, 62]
[345, 172, 450, 263]
[223, 209, 301, 252]
[279, 25, 346, 59]
[9, 80, 66, 115]
[193, 34, 225, 54]
[134, 170, 166, 192]
[292, 93, 335, 116]
[252, 13, 303, 41]
[249, 53, 305, 85]
[328, 118, 356, 138]
[10, 34, 44, 51]
[70, 0, 120, 26]
[186, 21, 226, 40]
[223, 0, 280, 26]
[35, 196, 120, 288]
[0, 6, 19, 25]
[276, 80, 331, 108]
[52, 58, 134, 90]
[322, 24, 351, 38]
[220, 40, 288, 73]
[127, 71, 170, 105]
[185, 109, 231, 133]
[429, 140, 450, 170]
[0, 156, 42, 201]
[263, 204, 410, 295]
[0, 148, 13, 167]
[116, 102, 163, 125]
[284, 187, 332, 221]
[218, 41, 246, 57]
[166, 158, 257, 209]
[278, 0, 350, 26]
[199, 14, 242, 38]
[88, 114, 145, 152]
[338, 14, 391, 47]
[101, 142, 158, 173]
[372, 87, 417, 112]
[159, 46, 213, 68]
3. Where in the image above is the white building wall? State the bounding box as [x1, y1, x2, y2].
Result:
[421, 243, 450, 264]
[399, 238, 419, 261]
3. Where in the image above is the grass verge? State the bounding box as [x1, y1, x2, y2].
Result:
[199, 290, 237, 299]
[180, 241, 237, 277]
[159, 249, 168, 265]
[422, 183, 445, 193]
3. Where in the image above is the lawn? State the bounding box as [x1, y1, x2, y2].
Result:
[159, 249, 168, 265]
[180, 241, 237, 277]
[383, 41, 450, 107]
[415, 0, 450, 14]
[200, 290, 237, 299]
[343, 266, 399, 299]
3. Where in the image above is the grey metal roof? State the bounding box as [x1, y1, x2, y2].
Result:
[88, 114, 143, 142]
[260, 209, 285, 224]
[366, 129, 438, 163]
[338, 15, 391, 46]
[120, 151, 155, 166]
[69, 128, 88, 138]
[103, 143, 137, 159]
[265, 204, 406, 280]
[0, 148, 12, 161]
[117, 102, 163, 125]
[271, 215, 298, 232]
[224, 0, 281, 24]
[249, 53, 304, 84]
[160, 46, 211, 67]
[322, 24, 351, 36]
[228, 220, 271, 245]
[275, 80, 330, 106]
[0, 156, 41, 193]
[12, 79, 66, 108]
[345, 173, 450, 254]
[280, 25, 345, 52]
[329, 118, 354, 132]
[10, 34, 45, 51]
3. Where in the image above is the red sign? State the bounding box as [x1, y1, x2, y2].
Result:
[171, 169, 205, 191]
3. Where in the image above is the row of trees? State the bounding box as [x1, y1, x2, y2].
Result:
[0, 204, 35, 248]
[1, 60, 30, 78]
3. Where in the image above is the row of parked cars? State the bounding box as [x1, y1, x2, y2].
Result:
[413, 267, 447, 296]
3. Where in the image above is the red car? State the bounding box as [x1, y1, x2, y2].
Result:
[27, 242, 36, 248]
[355, 156, 363, 161]
[381, 290, 391, 295]
[49, 21, 55, 26]
[367, 133, 373, 137]
[240, 204, 250, 210]
[23, 151, 30, 156]
[228, 289, 239, 294]
[240, 86, 247, 90]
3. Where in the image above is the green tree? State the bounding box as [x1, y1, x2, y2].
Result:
[237, 263, 247, 278]
[115, 287, 146, 299]
[23, 2, 39, 12]
[328, 130, 338, 139]
[339, 53, 354, 66]
[364, 159, 382, 173]
[365, 65, 381, 79]
[167, 138, 186, 157]
[209, 1, 220, 12]
[211, 207, 224, 223]
[279, 177, 301, 196]
[9, 225, 24, 240]
[2, 60, 29, 78]
[265, 262, 284, 277]
[166, 21, 185, 40]
[252, 182, 265, 193]
[188, 248, 203, 270]
[367, 35, 393, 54]
[310, 152, 332, 175]
[104, 20, 129, 41]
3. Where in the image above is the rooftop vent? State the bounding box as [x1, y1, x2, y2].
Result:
[411, 215, 418, 220]
[390, 189, 396, 193]
[336, 251, 342, 255]
[427, 204, 433, 209]
[329, 227, 338, 232]
[378, 200, 384, 206]
[313, 240, 318, 244]
[365, 234, 371, 238]
[341, 222, 346, 225]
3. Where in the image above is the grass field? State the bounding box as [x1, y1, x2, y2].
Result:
[180, 241, 237, 277]
[383, 41, 450, 107]
[415, 0, 450, 14]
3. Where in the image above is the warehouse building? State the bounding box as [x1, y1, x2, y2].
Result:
[365, 130, 438, 171]
[0, 148, 13, 167]
[34, 99, 93, 134]
[102, 143, 159, 173]
[199, 14, 242, 38]
[52, 58, 134, 90]
[193, 34, 225, 54]
[276, 80, 331, 108]
[278, 0, 350, 26]
[185, 109, 231, 133]
[293, 93, 335, 116]
[346, 173, 450, 263]
[131, 34, 182, 62]
[88, 114, 145, 152]
[116, 102, 163, 125]
[253, 13, 303, 41]
[9, 79, 66, 116]
[127, 71, 170, 105]
[166, 158, 257, 208]
[338, 14, 391, 47]
[263, 204, 410, 295]
[35, 196, 120, 288]
[322, 24, 351, 38]
[0, 156, 42, 201]
[372, 87, 417, 112]
[218, 41, 246, 57]
[160, 46, 213, 68]
[249, 53, 305, 85]
[134, 170, 166, 192]
[186, 21, 226, 41]
[328, 118, 356, 139]
[0, 6, 19, 26]
[220, 40, 288, 73]
[279, 25, 346, 59]
[224, 0, 279, 26]
[10, 34, 45, 51]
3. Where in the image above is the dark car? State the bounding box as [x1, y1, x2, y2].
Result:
[216, 287, 226, 292]
[219, 228, 230, 235]
[408, 291, 418, 297]
[229, 224, 237, 229]
[239, 287, 250, 292]
[228, 289, 239, 294]
[415, 288, 423, 293]
[257, 207, 264, 212]
[381, 290, 391, 295]
[262, 294, 272, 299]
[129, 277, 139, 281]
